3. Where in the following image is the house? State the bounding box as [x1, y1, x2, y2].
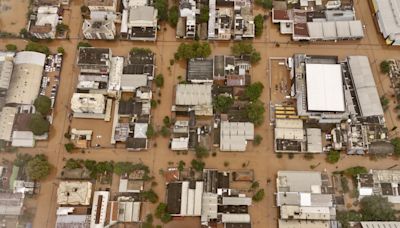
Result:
[109, 196, 141, 223]
[187, 58, 214, 83]
[82, 19, 116, 40]
[29, 6, 59, 39]
[85, 0, 118, 12]
[276, 171, 337, 227]
[71, 93, 106, 115]
[57, 181, 92, 205]
[371, 0, 400, 45]
[126, 6, 158, 41]
[90, 191, 109, 228]
[220, 121, 254, 152]
[0, 192, 24, 216]
[274, 119, 305, 153]
[173, 84, 213, 116]
[166, 181, 203, 216]
[70, 129, 93, 148]
[77, 48, 111, 74]
[177, 0, 197, 38]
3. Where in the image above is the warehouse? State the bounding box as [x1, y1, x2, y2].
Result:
[371, 0, 400, 45]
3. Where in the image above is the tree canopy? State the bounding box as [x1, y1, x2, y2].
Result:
[245, 82, 264, 101]
[380, 60, 391, 74]
[337, 210, 362, 228]
[391, 137, 400, 156]
[360, 195, 396, 221]
[252, 189, 265, 202]
[254, 14, 264, 37]
[343, 166, 367, 178]
[326, 150, 340, 164]
[57, 47, 65, 54]
[6, 44, 17, 51]
[155, 74, 164, 87]
[174, 42, 211, 60]
[34, 95, 51, 115]
[168, 6, 179, 27]
[155, 203, 172, 223]
[195, 146, 209, 159]
[191, 159, 205, 172]
[26, 154, 51, 181]
[154, 0, 169, 21]
[231, 42, 261, 64]
[29, 113, 50, 136]
[141, 189, 159, 203]
[246, 101, 265, 126]
[255, 0, 272, 9]
[213, 95, 234, 113]
[199, 6, 210, 23]
[25, 42, 50, 55]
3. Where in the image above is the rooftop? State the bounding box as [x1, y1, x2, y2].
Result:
[277, 171, 322, 193]
[187, 58, 214, 82]
[57, 181, 92, 205]
[85, 0, 115, 7]
[78, 48, 111, 66]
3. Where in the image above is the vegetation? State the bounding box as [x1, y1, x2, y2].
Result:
[155, 74, 164, 87]
[255, 0, 272, 9]
[14, 153, 33, 167]
[57, 47, 65, 54]
[174, 42, 211, 60]
[56, 23, 69, 34]
[142, 214, 154, 228]
[391, 137, 400, 157]
[340, 176, 349, 193]
[146, 124, 156, 138]
[34, 95, 51, 115]
[130, 47, 152, 55]
[26, 154, 51, 181]
[65, 158, 81, 169]
[80, 5, 90, 17]
[231, 42, 261, 64]
[29, 113, 50, 136]
[245, 82, 264, 101]
[168, 6, 179, 27]
[191, 159, 205, 172]
[113, 161, 150, 176]
[178, 161, 186, 172]
[25, 42, 50, 55]
[254, 14, 264, 37]
[77, 42, 92, 49]
[343, 166, 367, 178]
[360, 195, 396, 221]
[160, 126, 170, 137]
[195, 146, 209, 159]
[380, 95, 390, 110]
[337, 210, 362, 228]
[380, 60, 391, 74]
[250, 181, 260, 190]
[6, 44, 17, 51]
[141, 189, 159, 203]
[303, 153, 314, 160]
[252, 189, 265, 202]
[151, 99, 157, 108]
[64, 143, 75, 152]
[199, 6, 210, 23]
[154, 0, 169, 21]
[246, 101, 265, 126]
[155, 203, 172, 223]
[213, 95, 234, 113]
[326, 150, 340, 164]
[253, 135, 263, 146]
[163, 116, 171, 127]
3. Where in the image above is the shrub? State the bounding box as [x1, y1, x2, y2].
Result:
[57, 47, 65, 54]
[254, 14, 264, 37]
[5, 44, 17, 51]
[155, 74, 164, 87]
[146, 124, 155, 138]
[252, 189, 265, 202]
[191, 159, 205, 171]
[141, 189, 159, 203]
[380, 60, 391, 74]
[168, 6, 179, 27]
[64, 143, 75, 152]
[253, 135, 263, 146]
[326, 150, 340, 164]
[195, 146, 209, 159]
[25, 42, 50, 55]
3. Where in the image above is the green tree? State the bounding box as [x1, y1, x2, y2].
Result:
[25, 42, 50, 55]
[65, 158, 82, 169]
[56, 23, 69, 34]
[80, 5, 90, 17]
[195, 146, 209, 159]
[245, 82, 264, 101]
[64, 143, 75, 152]
[380, 95, 389, 110]
[178, 160, 185, 172]
[34, 95, 51, 115]
[141, 189, 159, 203]
[391, 137, 400, 156]
[168, 6, 179, 27]
[160, 126, 170, 137]
[130, 47, 152, 55]
[337, 210, 362, 228]
[380, 60, 391, 74]
[213, 95, 233, 113]
[344, 166, 367, 178]
[84, 160, 97, 171]
[254, 14, 264, 37]
[161, 213, 172, 223]
[96, 161, 113, 174]
[6, 44, 17, 51]
[360, 195, 396, 221]
[29, 113, 50, 135]
[191, 159, 205, 172]
[255, 0, 272, 9]
[114, 162, 134, 175]
[246, 101, 265, 126]
[174, 42, 211, 60]
[163, 116, 171, 127]
[155, 203, 167, 218]
[250, 181, 259, 190]
[154, 0, 169, 21]
[26, 154, 51, 181]
[146, 124, 155, 138]
[326, 150, 340, 164]
[57, 47, 65, 54]
[253, 135, 263, 146]
[77, 42, 92, 49]
[155, 74, 164, 87]
[231, 42, 261, 64]
[252, 189, 265, 202]
[199, 6, 209, 23]
[14, 153, 33, 167]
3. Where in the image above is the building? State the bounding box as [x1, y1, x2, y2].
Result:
[70, 129, 92, 148]
[0, 107, 17, 142]
[276, 171, 337, 227]
[173, 84, 213, 116]
[0, 192, 24, 216]
[29, 6, 59, 39]
[274, 119, 305, 153]
[90, 191, 109, 228]
[187, 58, 214, 83]
[166, 181, 203, 216]
[82, 19, 116, 40]
[171, 120, 190, 151]
[71, 93, 106, 115]
[357, 169, 400, 207]
[109, 196, 141, 223]
[57, 181, 92, 205]
[0, 52, 14, 108]
[77, 48, 111, 74]
[177, 0, 197, 38]
[126, 6, 158, 41]
[371, 0, 400, 45]
[56, 215, 91, 228]
[220, 121, 254, 152]
[85, 0, 117, 12]
[358, 222, 400, 228]
[6, 51, 46, 105]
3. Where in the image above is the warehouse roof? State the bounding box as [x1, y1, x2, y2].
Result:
[306, 64, 345, 112]
[71, 93, 105, 114]
[0, 107, 17, 141]
[120, 74, 147, 92]
[360, 222, 400, 228]
[6, 52, 45, 105]
[306, 128, 322, 153]
[277, 171, 322, 193]
[347, 56, 384, 117]
[278, 220, 331, 228]
[0, 192, 24, 215]
[175, 84, 212, 105]
[373, 0, 400, 39]
[56, 215, 91, 228]
[220, 121, 254, 152]
[187, 58, 214, 82]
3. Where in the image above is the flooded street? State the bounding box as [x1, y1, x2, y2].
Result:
[0, 1, 399, 228]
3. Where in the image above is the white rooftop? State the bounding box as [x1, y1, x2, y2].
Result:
[57, 181, 92, 205]
[306, 63, 345, 112]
